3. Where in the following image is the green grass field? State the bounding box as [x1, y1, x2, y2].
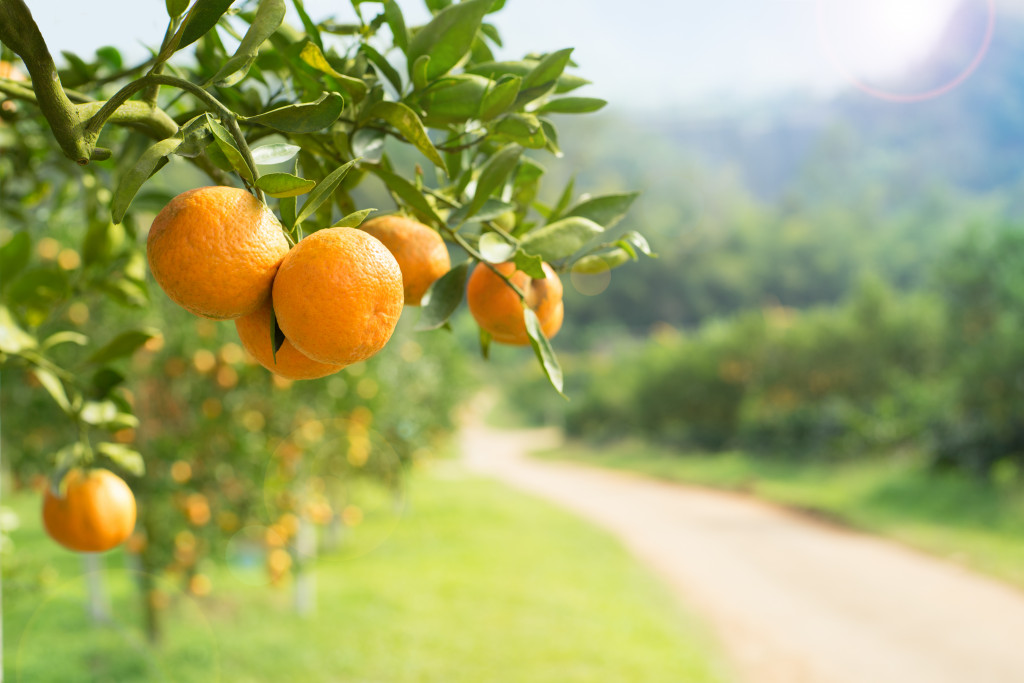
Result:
[2, 466, 726, 682]
[535, 441, 1024, 589]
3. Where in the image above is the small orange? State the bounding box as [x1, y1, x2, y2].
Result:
[0, 61, 26, 115]
[147, 187, 289, 319]
[42, 468, 137, 552]
[235, 297, 343, 380]
[359, 215, 450, 305]
[272, 228, 404, 365]
[467, 261, 564, 345]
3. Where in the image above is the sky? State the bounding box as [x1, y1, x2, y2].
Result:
[19, 0, 1017, 109]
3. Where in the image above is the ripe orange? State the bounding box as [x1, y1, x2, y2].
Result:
[272, 228, 404, 365]
[359, 215, 450, 305]
[0, 61, 26, 115]
[147, 187, 289, 319]
[467, 261, 564, 345]
[235, 297, 343, 380]
[42, 468, 137, 552]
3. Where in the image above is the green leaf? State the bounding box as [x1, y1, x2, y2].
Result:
[0, 232, 31, 288]
[513, 249, 545, 279]
[112, 138, 182, 224]
[243, 92, 345, 133]
[210, 0, 285, 84]
[295, 159, 358, 226]
[292, 0, 322, 48]
[299, 42, 368, 102]
[493, 114, 545, 148]
[447, 198, 513, 225]
[280, 195, 297, 229]
[369, 167, 445, 225]
[534, 97, 607, 115]
[480, 75, 521, 120]
[411, 55, 430, 91]
[463, 143, 521, 222]
[564, 192, 639, 230]
[166, 0, 189, 19]
[80, 400, 119, 426]
[479, 327, 491, 359]
[467, 60, 589, 94]
[407, 0, 491, 80]
[256, 173, 316, 198]
[96, 443, 145, 477]
[204, 139, 233, 171]
[172, 114, 213, 158]
[332, 208, 376, 228]
[618, 230, 655, 257]
[0, 306, 36, 354]
[540, 118, 561, 157]
[383, 0, 408, 53]
[479, 232, 514, 263]
[572, 248, 633, 273]
[416, 74, 490, 125]
[87, 328, 160, 365]
[521, 48, 574, 93]
[178, 0, 235, 50]
[251, 142, 301, 166]
[549, 175, 575, 223]
[269, 304, 285, 362]
[350, 128, 386, 163]
[360, 43, 403, 94]
[520, 216, 604, 262]
[362, 101, 446, 174]
[417, 260, 469, 330]
[91, 368, 125, 397]
[523, 306, 564, 396]
[41, 331, 88, 351]
[207, 117, 255, 183]
[33, 368, 71, 414]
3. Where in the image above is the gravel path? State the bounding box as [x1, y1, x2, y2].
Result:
[461, 422, 1024, 683]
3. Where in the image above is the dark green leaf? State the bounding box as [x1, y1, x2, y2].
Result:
[383, 0, 408, 53]
[417, 260, 469, 330]
[178, 0, 235, 50]
[87, 328, 160, 365]
[112, 138, 182, 224]
[243, 92, 345, 133]
[91, 368, 125, 397]
[564, 191, 639, 230]
[332, 208, 376, 228]
[210, 0, 285, 84]
[0, 232, 31, 288]
[524, 306, 564, 396]
[480, 75, 520, 120]
[256, 173, 316, 198]
[166, 0, 189, 18]
[520, 216, 604, 261]
[207, 118, 253, 183]
[300, 42, 368, 101]
[251, 142, 301, 166]
[95, 46, 123, 71]
[534, 97, 607, 114]
[369, 167, 445, 225]
[513, 249, 545, 278]
[462, 143, 521, 222]
[295, 159, 358, 226]
[97, 443, 145, 477]
[292, 0, 322, 48]
[407, 0, 491, 80]
[204, 139, 233, 171]
[362, 101, 446, 174]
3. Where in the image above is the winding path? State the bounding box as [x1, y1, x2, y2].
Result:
[461, 422, 1024, 683]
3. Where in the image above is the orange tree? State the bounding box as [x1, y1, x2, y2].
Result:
[0, 0, 651, 639]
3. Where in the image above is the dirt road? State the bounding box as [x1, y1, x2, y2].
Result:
[461, 422, 1024, 683]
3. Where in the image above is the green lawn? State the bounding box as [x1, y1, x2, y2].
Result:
[535, 441, 1024, 589]
[2, 466, 726, 682]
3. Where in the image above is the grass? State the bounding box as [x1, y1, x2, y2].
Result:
[2, 465, 726, 682]
[534, 441, 1024, 589]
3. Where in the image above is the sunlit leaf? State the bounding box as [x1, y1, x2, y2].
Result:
[256, 173, 316, 198]
[210, 0, 285, 84]
[407, 0, 491, 80]
[295, 159, 358, 226]
[33, 368, 71, 414]
[0, 306, 36, 354]
[520, 216, 604, 262]
[243, 92, 345, 133]
[564, 192, 639, 230]
[207, 117, 254, 183]
[534, 97, 607, 115]
[479, 232, 515, 263]
[251, 143, 301, 166]
[480, 75, 521, 121]
[177, 0, 234, 51]
[332, 208, 376, 228]
[299, 42, 368, 101]
[361, 101, 446, 174]
[112, 137, 182, 224]
[97, 443, 145, 476]
[369, 167, 445, 225]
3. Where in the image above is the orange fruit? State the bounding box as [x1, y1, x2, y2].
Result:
[235, 297, 343, 380]
[359, 215, 450, 305]
[467, 261, 564, 345]
[0, 61, 26, 115]
[272, 228, 404, 365]
[147, 187, 289, 319]
[42, 468, 137, 552]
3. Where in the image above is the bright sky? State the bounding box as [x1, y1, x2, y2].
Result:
[18, 0, 1017, 109]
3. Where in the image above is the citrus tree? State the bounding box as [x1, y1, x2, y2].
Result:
[0, 0, 651, 641]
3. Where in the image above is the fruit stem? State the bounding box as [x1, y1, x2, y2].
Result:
[441, 227, 528, 300]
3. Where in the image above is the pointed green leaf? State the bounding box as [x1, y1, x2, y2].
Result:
[520, 216, 604, 261]
[411, 54, 430, 91]
[513, 249, 545, 279]
[295, 159, 358, 226]
[549, 175, 575, 224]
[300, 42, 368, 101]
[417, 260, 469, 330]
[407, 0, 491, 80]
[462, 143, 521, 223]
[572, 248, 633, 273]
[480, 75, 521, 120]
[333, 208, 376, 228]
[243, 92, 345, 133]
[479, 327, 491, 359]
[87, 328, 160, 365]
[534, 97, 607, 114]
[251, 142, 301, 166]
[178, 0, 234, 50]
[524, 306, 564, 396]
[256, 173, 316, 198]
[369, 167, 445, 225]
[360, 43, 403, 93]
[33, 368, 71, 413]
[362, 101, 446, 174]
[618, 230, 655, 257]
[493, 114, 545, 148]
[521, 48, 574, 92]
[210, 0, 285, 84]
[207, 118, 254, 183]
[112, 137, 182, 224]
[97, 443, 145, 477]
[166, 0, 189, 19]
[564, 192, 639, 230]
